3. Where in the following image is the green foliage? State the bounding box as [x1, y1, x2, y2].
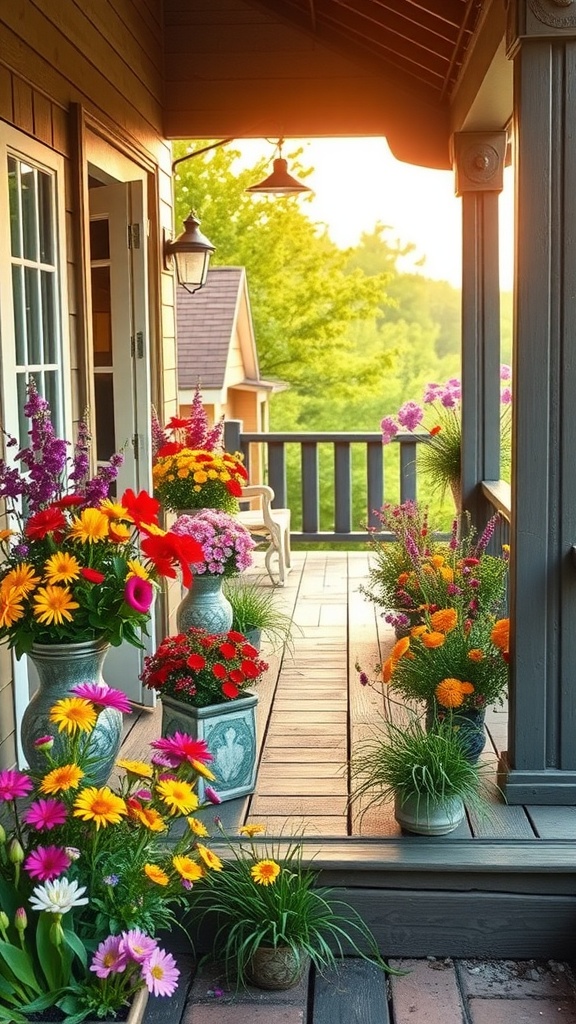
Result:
[222, 577, 295, 652]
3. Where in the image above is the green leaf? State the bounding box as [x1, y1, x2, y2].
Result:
[0, 942, 40, 994]
[62, 928, 87, 968]
[35, 914, 58, 990]
[0, 1006, 26, 1022]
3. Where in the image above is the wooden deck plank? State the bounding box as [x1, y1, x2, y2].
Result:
[313, 960, 391, 1024]
[527, 805, 576, 838]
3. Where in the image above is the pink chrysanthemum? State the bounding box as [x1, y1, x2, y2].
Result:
[0, 769, 34, 802]
[90, 934, 128, 978]
[142, 946, 180, 997]
[151, 732, 214, 767]
[124, 575, 154, 614]
[150, 752, 176, 769]
[23, 798, 68, 831]
[120, 928, 158, 964]
[23, 845, 71, 881]
[71, 681, 132, 714]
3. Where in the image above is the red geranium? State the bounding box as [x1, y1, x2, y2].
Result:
[25, 507, 66, 541]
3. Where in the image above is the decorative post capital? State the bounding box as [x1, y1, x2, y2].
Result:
[506, 0, 576, 56]
[452, 132, 508, 196]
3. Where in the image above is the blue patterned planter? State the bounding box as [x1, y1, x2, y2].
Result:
[426, 702, 486, 763]
[160, 692, 258, 802]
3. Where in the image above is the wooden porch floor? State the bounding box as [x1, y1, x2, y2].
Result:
[121, 550, 576, 842]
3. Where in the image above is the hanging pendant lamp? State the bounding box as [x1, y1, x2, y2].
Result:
[246, 139, 312, 196]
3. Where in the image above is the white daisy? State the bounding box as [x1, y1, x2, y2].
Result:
[29, 877, 89, 915]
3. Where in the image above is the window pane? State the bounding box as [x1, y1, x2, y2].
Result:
[94, 373, 116, 460]
[20, 164, 37, 262]
[12, 265, 26, 366]
[91, 266, 112, 367]
[41, 270, 57, 364]
[44, 371, 61, 436]
[8, 156, 20, 258]
[89, 218, 110, 261]
[16, 373, 27, 447]
[37, 170, 54, 265]
[25, 268, 42, 364]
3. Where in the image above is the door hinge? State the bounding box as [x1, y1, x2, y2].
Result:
[127, 223, 141, 249]
[130, 332, 144, 358]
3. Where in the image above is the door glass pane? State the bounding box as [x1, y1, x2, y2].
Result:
[20, 164, 37, 262]
[25, 267, 42, 365]
[12, 265, 26, 365]
[37, 170, 54, 265]
[8, 156, 20, 258]
[41, 270, 57, 364]
[44, 371, 61, 435]
[89, 218, 110, 261]
[94, 373, 116, 460]
[91, 266, 113, 367]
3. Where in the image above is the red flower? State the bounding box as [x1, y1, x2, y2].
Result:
[141, 533, 203, 589]
[225, 480, 243, 497]
[242, 661, 260, 679]
[121, 488, 160, 528]
[219, 642, 236, 660]
[166, 416, 189, 430]
[429, 425, 442, 436]
[157, 442, 183, 458]
[222, 681, 240, 699]
[241, 643, 259, 659]
[80, 567, 106, 584]
[25, 507, 66, 541]
[53, 494, 84, 508]
[212, 663, 227, 679]
[227, 631, 246, 643]
[187, 654, 206, 670]
[229, 669, 245, 684]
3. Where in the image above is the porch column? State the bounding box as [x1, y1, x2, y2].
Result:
[505, 0, 576, 803]
[453, 131, 507, 526]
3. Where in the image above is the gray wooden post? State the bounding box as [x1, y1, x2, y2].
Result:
[504, 0, 576, 803]
[453, 131, 506, 527]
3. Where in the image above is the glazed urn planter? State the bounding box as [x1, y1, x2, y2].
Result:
[246, 946, 310, 990]
[21, 638, 123, 786]
[394, 793, 465, 836]
[426, 702, 486, 763]
[161, 691, 258, 802]
[176, 574, 233, 634]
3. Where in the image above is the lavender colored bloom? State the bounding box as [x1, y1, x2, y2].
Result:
[172, 509, 255, 576]
[70, 413, 90, 485]
[476, 514, 499, 554]
[501, 387, 512, 405]
[500, 364, 512, 381]
[204, 786, 222, 805]
[397, 401, 424, 432]
[423, 382, 443, 403]
[120, 928, 157, 963]
[151, 405, 170, 458]
[439, 386, 460, 409]
[90, 934, 128, 978]
[103, 874, 119, 887]
[380, 416, 398, 445]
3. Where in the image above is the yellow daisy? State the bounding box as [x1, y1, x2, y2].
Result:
[68, 508, 110, 543]
[1, 563, 41, 596]
[50, 697, 97, 735]
[155, 778, 199, 816]
[172, 855, 203, 881]
[73, 787, 127, 829]
[239, 824, 266, 837]
[40, 763, 84, 795]
[144, 863, 169, 886]
[44, 551, 81, 585]
[126, 560, 150, 580]
[116, 759, 153, 778]
[251, 859, 281, 886]
[196, 844, 223, 872]
[187, 817, 209, 837]
[0, 586, 25, 628]
[99, 499, 128, 520]
[134, 806, 166, 832]
[33, 585, 79, 625]
[108, 522, 131, 543]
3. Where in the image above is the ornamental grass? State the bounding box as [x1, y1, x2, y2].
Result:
[0, 690, 227, 1021]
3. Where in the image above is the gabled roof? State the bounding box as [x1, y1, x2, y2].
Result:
[177, 268, 247, 390]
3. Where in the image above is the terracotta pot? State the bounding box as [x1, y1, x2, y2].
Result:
[246, 946, 309, 990]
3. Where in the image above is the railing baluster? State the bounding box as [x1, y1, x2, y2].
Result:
[267, 443, 287, 508]
[334, 442, 352, 533]
[367, 441, 384, 528]
[302, 443, 319, 533]
[399, 439, 418, 503]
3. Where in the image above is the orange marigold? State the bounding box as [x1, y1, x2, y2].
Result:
[430, 608, 458, 634]
[440, 566, 454, 583]
[391, 636, 410, 660]
[468, 648, 484, 662]
[435, 678, 466, 708]
[429, 555, 446, 568]
[382, 658, 394, 683]
[460, 682, 475, 694]
[491, 618, 510, 652]
[411, 624, 427, 638]
[397, 572, 409, 585]
[421, 631, 446, 649]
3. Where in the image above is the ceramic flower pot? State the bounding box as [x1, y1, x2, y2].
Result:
[394, 792, 465, 836]
[160, 692, 258, 802]
[426, 702, 486, 763]
[176, 575, 233, 634]
[246, 946, 310, 990]
[82, 987, 148, 1024]
[21, 639, 123, 786]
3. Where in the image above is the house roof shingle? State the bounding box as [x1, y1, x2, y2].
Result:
[176, 267, 245, 390]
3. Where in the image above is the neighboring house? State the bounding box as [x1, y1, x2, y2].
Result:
[176, 267, 285, 483]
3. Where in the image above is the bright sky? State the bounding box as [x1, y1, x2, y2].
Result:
[236, 137, 514, 291]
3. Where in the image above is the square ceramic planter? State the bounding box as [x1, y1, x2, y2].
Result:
[161, 692, 258, 801]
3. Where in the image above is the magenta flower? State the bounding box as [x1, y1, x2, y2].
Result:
[0, 770, 34, 802]
[142, 947, 180, 996]
[33, 735, 54, 751]
[124, 575, 154, 614]
[397, 401, 424, 431]
[23, 799, 68, 831]
[204, 786, 222, 805]
[151, 752, 176, 769]
[500, 364, 512, 380]
[151, 733, 214, 766]
[71, 681, 132, 714]
[24, 845, 71, 881]
[120, 928, 158, 963]
[379, 416, 398, 445]
[90, 935, 128, 978]
[501, 387, 512, 405]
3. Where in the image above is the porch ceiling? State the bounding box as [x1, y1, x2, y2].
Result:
[163, 0, 505, 169]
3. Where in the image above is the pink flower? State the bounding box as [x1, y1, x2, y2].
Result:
[90, 935, 128, 978]
[33, 735, 54, 751]
[124, 576, 154, 614]
[23, 799, 67, 831]
[379, 416, 398, 445]
[0, 770, 34, 802]
[501, 387, 512, 405]
[142, 946, 180, 996]
[151, 752, 175, 769]
[120, 928, 158, 963]
[71, 681, 132, 714]
[397, 401, 424, 431]
[500, 364, 512, 381]
[151, 733, 214, 767]
[204, 786, 221, 805]
[24, 845, 70, 881]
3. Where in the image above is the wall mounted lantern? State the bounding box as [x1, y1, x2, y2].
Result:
[163, 211, 216, 294]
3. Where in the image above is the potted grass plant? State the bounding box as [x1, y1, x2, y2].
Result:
[351, 714, 493, 835]
[187, 825, 398, 990]
[222, 576, 295, 652]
